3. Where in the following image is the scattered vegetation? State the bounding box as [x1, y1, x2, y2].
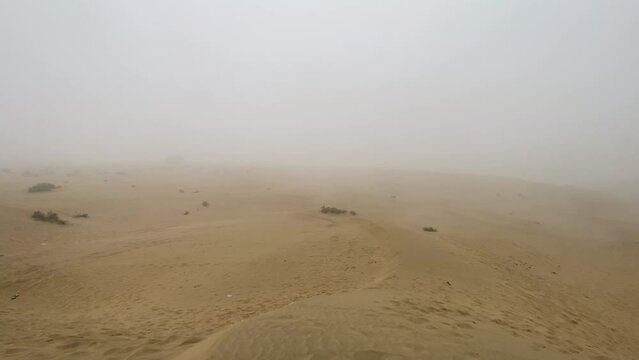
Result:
[202, 201, 209, 207]
[422, 226, 438, 232]
[72, 213, 89, 218]
[32, 211, 67, 225]
[320, 206, 357, 215]
[28, 182, 59, 193]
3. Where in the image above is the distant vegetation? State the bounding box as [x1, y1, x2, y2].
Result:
[28, 182, 59, 193]
[320, 206, 357, 216]
[72, 213, 89, 218]
[202, 201, 209, 207]
[32, 211, 67, 225]
[422, 226, 437, 232]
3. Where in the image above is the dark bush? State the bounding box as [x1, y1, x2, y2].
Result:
[72, 213, 89, 218]
[28, 183, 58, 193]
[320, 206, 356, 215]
[202, 201, 209, 207]
[422, 226, 437, 232]
[32, 211, 67, 225]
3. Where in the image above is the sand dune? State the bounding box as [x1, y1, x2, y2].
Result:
[1, 166, 638, 359]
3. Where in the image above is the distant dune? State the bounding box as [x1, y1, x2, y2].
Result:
[1, 166, 638, 360]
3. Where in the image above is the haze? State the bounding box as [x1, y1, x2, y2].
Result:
[1, 1, 638, 185]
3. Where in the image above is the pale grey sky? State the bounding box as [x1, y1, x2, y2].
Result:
[1, 1, 637, 184]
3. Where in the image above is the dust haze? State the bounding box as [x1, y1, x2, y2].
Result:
[3, 3, 639, 360]
[1, 1, 638, 186]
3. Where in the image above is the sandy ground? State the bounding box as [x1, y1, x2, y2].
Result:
[1, 165, 638, 360]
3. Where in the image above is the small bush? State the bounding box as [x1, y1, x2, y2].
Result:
[320, 206, 356, 215]
[28, 183, 58, 193]
[202, 201, 209, 207]
[72, 213, 89, 218]
[184, 210, 190, 215]
[422, 226, 437, 232]
[32, 211, 67, 225]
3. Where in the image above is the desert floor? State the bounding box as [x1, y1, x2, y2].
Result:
[1, 165, 638, 360]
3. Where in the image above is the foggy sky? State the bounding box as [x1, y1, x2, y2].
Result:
[1, 1, 638, 184]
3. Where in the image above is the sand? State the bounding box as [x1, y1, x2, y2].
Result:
[1, 166, 638, 360]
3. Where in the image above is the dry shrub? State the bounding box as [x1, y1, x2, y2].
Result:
[320, 206, 356, 215]
[28, 183, 58, 193]
[32, 211, 67, 225]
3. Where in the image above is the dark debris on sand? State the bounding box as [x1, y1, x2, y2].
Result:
[32, 211, 67, 225]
